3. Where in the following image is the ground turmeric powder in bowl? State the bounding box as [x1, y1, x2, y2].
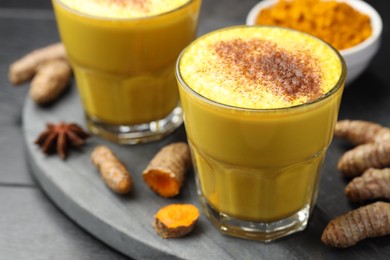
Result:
[252, 0, 372, 50]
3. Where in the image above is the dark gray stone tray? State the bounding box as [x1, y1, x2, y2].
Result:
[23, 85, 390, 259]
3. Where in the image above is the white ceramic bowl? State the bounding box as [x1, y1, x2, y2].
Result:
[246, 0, 383, 85]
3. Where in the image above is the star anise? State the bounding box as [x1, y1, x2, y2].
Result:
[34, 122, 90, 160]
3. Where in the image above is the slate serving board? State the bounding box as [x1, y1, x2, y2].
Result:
[23, 85, 390, 259]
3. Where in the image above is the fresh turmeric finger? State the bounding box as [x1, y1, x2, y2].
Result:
[154, 204, 200, 238]
[9, 42, 67, 85]
[30, 59, 72, 105]
[374, 128, 390, 143]
[143, 142, 191, 198]
[334, 120, 385, 145]
[337, 142, 390, 177]
[91, 145, 132, 194]
[345, 168, 390, 202]
[321, 202, 390, 248]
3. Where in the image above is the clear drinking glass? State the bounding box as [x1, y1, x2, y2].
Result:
[52, 0, 202, 144]
[176, 26, 346, 241]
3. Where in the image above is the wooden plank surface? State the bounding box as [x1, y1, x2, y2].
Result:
[0, 187, 128, 260]
[0, 7, 59, 185]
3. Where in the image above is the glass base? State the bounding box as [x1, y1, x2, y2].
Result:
[199, 196, 310, 242]
[86, 107, 183, 144]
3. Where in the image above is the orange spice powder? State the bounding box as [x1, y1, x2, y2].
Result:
[256, 0, 372, 50]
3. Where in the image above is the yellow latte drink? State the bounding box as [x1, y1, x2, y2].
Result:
[52, 0, 201, 143]
[176, 26, 345, 241]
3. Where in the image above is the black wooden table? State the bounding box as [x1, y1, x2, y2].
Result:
[1, 0, 389, 259]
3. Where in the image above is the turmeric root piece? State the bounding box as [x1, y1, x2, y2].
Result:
[91, 146, 132, 194]
[335, 120, 385, 145]
[374, 128, 390, 143]
[345, 168, 390, 202]
[30, 59, 72, 105]
[154, 204, 200, 238]
[335, 120, 390, 176]
[321, 202, 390, 248]
[143, 142, 191, 198]
[337, 141, 390, 177]
[9, 42, 67, 85]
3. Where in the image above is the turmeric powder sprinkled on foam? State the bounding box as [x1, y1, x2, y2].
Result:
[179, 27, 342, 109]
[212, 38, 322, 102]
[256, 0, 372, 50]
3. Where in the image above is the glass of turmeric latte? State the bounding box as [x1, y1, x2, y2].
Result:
[52, 0, 201, 144]
[176, 26, 346, 241]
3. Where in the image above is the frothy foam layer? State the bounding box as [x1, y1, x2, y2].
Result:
[58, 0, 191, 18]
[179, 27, 343, 109]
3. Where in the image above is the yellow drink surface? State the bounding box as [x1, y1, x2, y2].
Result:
[58, 0, 191, 18]
[177, 26, 345, 222]
[180, 26, 342, 109]
[53, 0, 200, 125]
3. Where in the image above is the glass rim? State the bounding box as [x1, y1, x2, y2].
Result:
[176, 25, 347, 113]
[53, 0, 198, 21]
